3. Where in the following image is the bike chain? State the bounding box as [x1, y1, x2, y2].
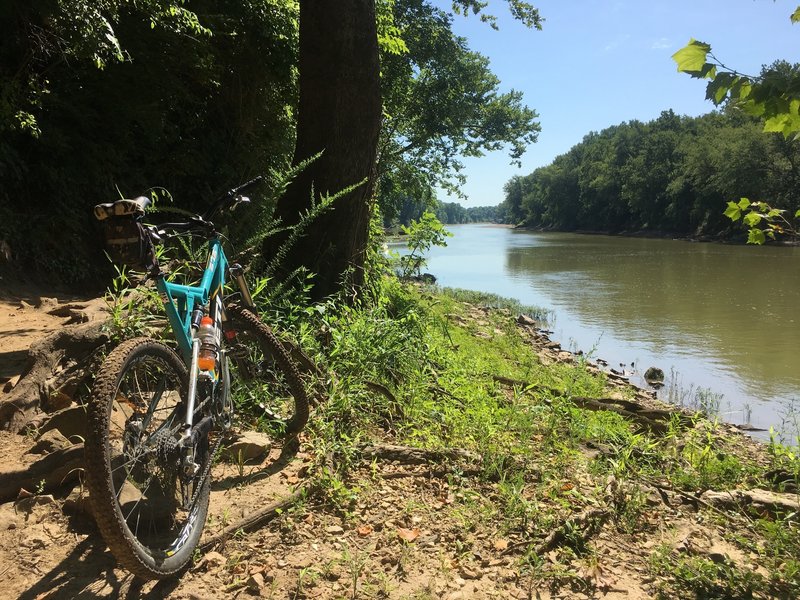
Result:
[187, 431, 226, 510]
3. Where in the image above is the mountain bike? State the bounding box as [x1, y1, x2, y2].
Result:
[85, 177, 309, 579]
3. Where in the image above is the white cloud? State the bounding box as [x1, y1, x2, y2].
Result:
[651, 38, 672, 50]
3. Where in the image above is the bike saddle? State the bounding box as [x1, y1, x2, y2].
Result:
[94, 196, 151, 221]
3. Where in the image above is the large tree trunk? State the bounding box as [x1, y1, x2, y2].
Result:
[267, 0, 381, 301]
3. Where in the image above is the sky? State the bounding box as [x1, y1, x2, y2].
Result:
[431, 0, 800, 207]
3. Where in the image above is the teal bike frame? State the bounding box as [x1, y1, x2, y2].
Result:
[156, 238, 228, 364]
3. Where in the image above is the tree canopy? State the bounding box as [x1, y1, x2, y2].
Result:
[377, 0, 540, 227]
[499, 110, 800, 238]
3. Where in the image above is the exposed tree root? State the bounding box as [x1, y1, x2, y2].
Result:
[0, 322, 107, 433]
[503, 507, 611, 556]
[364, 380, 397, 405]
[491, 374, 692, 434]
[700, 488, 800, 518]
[0, 445, 83, 501]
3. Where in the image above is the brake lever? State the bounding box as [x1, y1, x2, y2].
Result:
[230, 195, 251, 212]
[144, 225, 164, 243]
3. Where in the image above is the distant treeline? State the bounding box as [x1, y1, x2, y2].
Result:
[498, 110, 800, 237]
[435, 202, 499, 224]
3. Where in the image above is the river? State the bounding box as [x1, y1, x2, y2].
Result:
[411, 224, 800, 437]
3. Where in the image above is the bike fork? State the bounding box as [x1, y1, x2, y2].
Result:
[229, 263, 255, 310]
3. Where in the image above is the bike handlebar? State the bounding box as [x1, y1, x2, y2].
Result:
[202, 175, 264, 221]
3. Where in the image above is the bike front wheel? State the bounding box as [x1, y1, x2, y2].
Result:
[85, 337, 210, 580]
[225, 304, 309, 435]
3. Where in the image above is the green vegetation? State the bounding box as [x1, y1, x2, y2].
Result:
[258, 272, 800, 597]
[673, 6, 800, 139]
[498, 110, 800, 237]
[397, 211, 452, 278]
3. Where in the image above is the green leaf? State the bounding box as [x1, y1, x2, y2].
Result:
[672, 39, 712, 73]
[705, 72, 736, 105]
[792, 7, 800, 23]
[795, 209, 800, 218]
[723, 202, 742, 222]
[743, 212, 762, 227]
[747, 229, 766, 245]
[738, 198, 750, 210]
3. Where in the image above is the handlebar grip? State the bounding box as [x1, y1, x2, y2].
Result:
[204, 175, 264, 220]
[232, 175, 264, 196]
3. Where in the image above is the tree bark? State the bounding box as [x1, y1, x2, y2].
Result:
[267, 0, 382, 300]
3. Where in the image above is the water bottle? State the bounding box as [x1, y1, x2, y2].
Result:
[197, 316, 218, 372]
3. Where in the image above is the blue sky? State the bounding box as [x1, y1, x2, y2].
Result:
[432, 0, 800, 207]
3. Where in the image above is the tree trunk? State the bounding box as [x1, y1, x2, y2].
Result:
[267, 0, 381, 301]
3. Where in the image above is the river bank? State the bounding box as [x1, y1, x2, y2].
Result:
[418, 224, 800, 438]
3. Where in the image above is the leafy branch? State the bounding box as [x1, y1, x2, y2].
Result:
[724, 198, 800, 244]
[672, 12, 800, 139]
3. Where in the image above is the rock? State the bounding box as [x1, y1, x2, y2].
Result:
[27, 429, 72, 455]
[37, 405, 88, 442]
[196, 551, 226, 571]
[247, 572, 266, 592]
[16, 494, 57, 511]
[459, 565, 482, 579]
[325, 525, 344, 534]
[117, 481, 144, 511]
[644, 367, 665, 385]
[62, 486, 93, 516]
[223, 431, 272, 462]
[516, 314, 536, 327]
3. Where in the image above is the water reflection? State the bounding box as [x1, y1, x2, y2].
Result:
[423, 225, 800, 431]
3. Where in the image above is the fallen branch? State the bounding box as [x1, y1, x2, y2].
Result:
[200, 486, 309, 550]
[361, 443, 480, 465]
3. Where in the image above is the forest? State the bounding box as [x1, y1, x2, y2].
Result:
[0, 0, 538, 286]
[498, 105, 800, 237]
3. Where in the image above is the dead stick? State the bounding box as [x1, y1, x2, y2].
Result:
[503, 508, 610, 556]
[200, 486, 309, 550]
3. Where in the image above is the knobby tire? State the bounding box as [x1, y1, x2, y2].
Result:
[84, 338, 210, 580]
[226, 304, 309, 435]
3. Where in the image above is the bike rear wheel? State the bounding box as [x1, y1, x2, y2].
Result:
[225, 304, 309, 435]
[85, 338, 210, 580]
